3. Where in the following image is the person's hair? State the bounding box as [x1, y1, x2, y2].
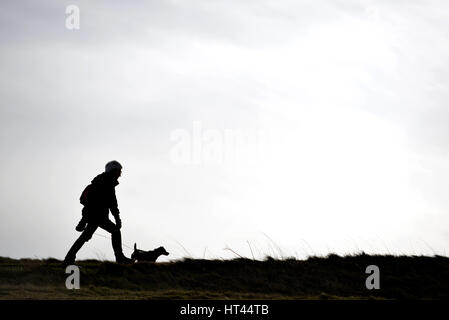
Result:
[105, 160, 122, 173]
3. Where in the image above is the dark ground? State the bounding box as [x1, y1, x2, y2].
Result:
[0, 254, 448, 299]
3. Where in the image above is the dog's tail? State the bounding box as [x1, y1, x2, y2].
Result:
[134, 243, 137, 250]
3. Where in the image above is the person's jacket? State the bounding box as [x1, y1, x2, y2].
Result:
[84, 171, 120, 220]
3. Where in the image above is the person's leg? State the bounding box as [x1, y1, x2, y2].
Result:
[99, 219, 132, 263]
[64, 223, 98, 264]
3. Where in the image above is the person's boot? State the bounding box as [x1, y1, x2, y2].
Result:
[111, 228, 132, 264]
[115, 254, 134, 264]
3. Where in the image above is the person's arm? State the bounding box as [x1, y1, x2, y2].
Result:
[110, 188, 122, 229]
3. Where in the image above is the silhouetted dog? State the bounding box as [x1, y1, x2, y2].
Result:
[131, 243, 169, 262]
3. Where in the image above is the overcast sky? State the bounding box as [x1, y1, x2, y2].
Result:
[1, 0, 449, 261]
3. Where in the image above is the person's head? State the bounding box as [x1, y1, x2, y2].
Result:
[105, 160, 122, 179]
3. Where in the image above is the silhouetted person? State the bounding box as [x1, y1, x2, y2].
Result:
[64, 160, 133, 265]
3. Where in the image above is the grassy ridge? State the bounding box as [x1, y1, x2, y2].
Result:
[0, 254, 448, 299]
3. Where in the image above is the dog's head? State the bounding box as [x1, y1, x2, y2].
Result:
[155, 246, 169, 257]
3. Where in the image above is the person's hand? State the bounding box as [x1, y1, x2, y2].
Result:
[115, 216, 122, 229]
